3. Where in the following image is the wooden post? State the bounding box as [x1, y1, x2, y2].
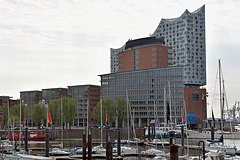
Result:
[106, 141, 112, 160]
[88, 133, 92, 160]
[170, 145, 178, 160]
[45, 129, 49, 157]
[83, 132, 86, 160]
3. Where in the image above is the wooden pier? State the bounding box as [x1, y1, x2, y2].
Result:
[51, 152, 139, 160]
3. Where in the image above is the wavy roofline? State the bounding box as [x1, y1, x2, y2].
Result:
[111, 44, 126, 52]
[153, 5, 205, 34]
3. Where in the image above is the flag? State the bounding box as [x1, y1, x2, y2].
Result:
[48, 107, 52, 124]
[106, 112, 107, 123]
[212, 109, 215, 122]
[45, 101, 48, 108]
[182, 111, 186, 122]
[24, 110, 26, 124]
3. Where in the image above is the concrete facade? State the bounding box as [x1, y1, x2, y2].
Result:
[68, 85, 100, 127]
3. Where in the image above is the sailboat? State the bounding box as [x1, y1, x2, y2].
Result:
[145, 84, 181, 139]
[113, 90, 138, 154]
[92, 97, 106, 154]
[50, 96, 70, 156]
[204, 59, 236, 156]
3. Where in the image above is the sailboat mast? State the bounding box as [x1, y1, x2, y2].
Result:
[219, 59, 224, 135]
[168, 81, 172, 129]
[126, 90, 130, 141]
[19, 98, 21, 149]
[164, 87, 166, 127]
[100, 97, 103, 147]
[61, 96, 63, 149]
[87, 98, 89, 139]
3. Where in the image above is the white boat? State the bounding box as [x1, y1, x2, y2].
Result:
[205, 135, 236, 156]
[129, 138, 144, 145]
[2, 153, 52, 160]
[0, 140, 13, 150]
[92, 145, 106, 154]
[141, 146, 165, 156]
[113, 146, 138, 153]
[49, 147, 70, 156]
[114, 139, 129, 144]
[186, 129, 240, 139]
[149, 139, 169, 146]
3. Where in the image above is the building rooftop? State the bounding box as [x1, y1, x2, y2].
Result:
[125, 37, 165, 50]
[67, 84, 100, 88]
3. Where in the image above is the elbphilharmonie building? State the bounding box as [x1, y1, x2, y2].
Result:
[111, 5, 206, 87]
[105, 5, 207, 127]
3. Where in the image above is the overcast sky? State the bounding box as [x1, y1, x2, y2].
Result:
[1, 0, 240, 118]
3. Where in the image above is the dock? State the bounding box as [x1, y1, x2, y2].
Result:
[51, 152, 139, 160]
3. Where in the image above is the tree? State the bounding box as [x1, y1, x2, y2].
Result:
[49, 99, 61, 125]
[10, 104, 29, 125]
[116, 98, 128, 127]
[48, 97, 77, 129]
[62, 97, 77, 129]
[32, 104, 46, 127]
[92, 98, 115, 126]
[2, 105, 8, 126]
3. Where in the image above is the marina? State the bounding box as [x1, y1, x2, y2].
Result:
[1, 133, 240, 159]
[1, 1, 240, 160]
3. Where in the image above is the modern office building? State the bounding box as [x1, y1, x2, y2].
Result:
[68, 85, 100, 127]
[42, 88, 68, 102]
[20, 85, 100, 127]
[0, 96, 19, 108]
[106, 5, 206, 128]
[100, 66, 206, 127]
[20, 90, 42, 126]
[111, 5, 206, 87]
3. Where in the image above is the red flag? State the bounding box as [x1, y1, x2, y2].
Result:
[48, 107, 52, 124]
[24, 110, 26, 124]
[182, 111, 186, 122]
[105, 112, 107, 123]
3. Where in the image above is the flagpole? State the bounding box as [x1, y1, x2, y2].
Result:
[164, 87, 166, 128]
[19, 98, 21, 149]
[168, 81, 172, 129]
[100, 98, 103, 147]
[46, 101, 48, 128]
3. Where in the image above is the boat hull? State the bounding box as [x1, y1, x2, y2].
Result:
[186, 130, 240, 139]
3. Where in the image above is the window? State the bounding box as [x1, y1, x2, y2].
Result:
[168, 49, 172, 53]
[192, 94, 199, 101]
[152, 53, 157, 56]
[152, 58, 157, 62]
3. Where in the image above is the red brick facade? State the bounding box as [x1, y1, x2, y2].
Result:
[118, 45, 172, 72]
[118, 50, 135, 72]
[0, 108, 3, 129]
[88, 87, 100, 126]
[184, 88, 207, 121]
